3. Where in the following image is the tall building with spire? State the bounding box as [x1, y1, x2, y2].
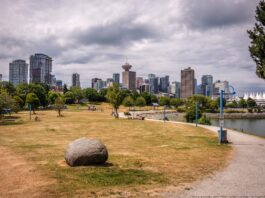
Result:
[9, 59, 28, 85]
[122, 62, 136, 90]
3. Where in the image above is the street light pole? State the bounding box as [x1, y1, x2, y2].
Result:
[195, 101, 198, 127]
[219, 90, 224, 144]
[29, 104, 32, 120]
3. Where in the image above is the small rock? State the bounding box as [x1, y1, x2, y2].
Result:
[65, 138, 108, 166]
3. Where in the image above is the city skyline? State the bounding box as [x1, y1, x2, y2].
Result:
[0, 0, 264, 95]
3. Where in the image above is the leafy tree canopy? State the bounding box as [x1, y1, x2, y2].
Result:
[248, 0, 265, 79]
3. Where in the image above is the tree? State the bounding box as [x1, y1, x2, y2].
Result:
[54, 96, 65, 117]
[64, 91, 75, 104]
[170, 98, 183, 108]
[122, 96, 134, 110]
[63, 84, 69, 94]
[106, 84, 123, 118]
[238, 98, 247, 108]
[150, 95, 158, 103]
[26, 93, 40, 114]
[70, 87, 84, 103]
[248, 0, 265, 79]
[135, 96, 146, 109]
[0, 90, 17, 119]
[0, 81, 16, 95]
[185, 102, 202, 123]
[226, 100, 238, 108]
[83, 88, 99, 102]
[159, 97, 170, 106]
[215, 97, 226, 108]
[140, 92, 152, 105]
[13, 96, 24, 109]
[98, 88, 108, 102]
[48, 91, 60, 104]
[28, 84, 48, 107]
[247, 97, 257, 108]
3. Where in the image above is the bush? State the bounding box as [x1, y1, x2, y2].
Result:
[198, 115, 211, 125]
[177, 106, 186, 113]
[124, 111, 131, 116]
[224, 109, 246, 113]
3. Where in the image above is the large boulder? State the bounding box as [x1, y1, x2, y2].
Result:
[65, 138, 108, 166]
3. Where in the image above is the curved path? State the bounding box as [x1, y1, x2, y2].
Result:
[146, 119, 265, 197]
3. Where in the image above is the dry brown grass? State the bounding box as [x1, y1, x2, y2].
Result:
[0, 104, 232, 197]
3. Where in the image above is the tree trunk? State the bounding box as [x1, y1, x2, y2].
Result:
[114, 108, 119, 118]
[58, 109, 61, 117]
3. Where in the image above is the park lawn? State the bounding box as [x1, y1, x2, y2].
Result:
[0, 105, 232, 197]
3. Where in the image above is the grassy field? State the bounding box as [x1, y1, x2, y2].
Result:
[0, 104, 232, 197]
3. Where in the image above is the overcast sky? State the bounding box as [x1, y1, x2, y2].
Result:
[0, 0, 264, 95]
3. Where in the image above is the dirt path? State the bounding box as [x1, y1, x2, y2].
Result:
[146, 120, 265, 197]
[0, 146, 56, 198]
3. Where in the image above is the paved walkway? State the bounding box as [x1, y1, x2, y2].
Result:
[146, 119, 265, 198]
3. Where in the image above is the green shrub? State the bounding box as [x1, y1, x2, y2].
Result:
[124, 111, 131, 116]
[198, 115, 211, 125]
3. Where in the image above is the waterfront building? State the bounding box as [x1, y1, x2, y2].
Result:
[56, 80, 63, 91]
[9, 59, 28, 86]
[201, 75, 213, 97]
[139, 84, 150, 94]
[113, 73, 120, 85]
[169, 81, 180, 98]
[122, 62, 136, 90]
[136, 77, 144, 89]
[213, 80, 230, 99]
[148, 74, 156, 79]
[30, 53, 52, 85]
[91, 78, 101, 89]
[148, 74, 159, 94]
[159, 75, 169, 93]
[72, 73, 80, 88]
[106, 78, 114, 87]
[243, 92, 265, 106]
[180, 67, 195, 99]
[51, 75, 57, 87]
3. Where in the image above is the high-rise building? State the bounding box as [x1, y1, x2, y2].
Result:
[159, 75, 169, 93]
[92, 78, 101, 89]
[56, 80, 63, 91]
[139, 84, 150, 93]
[30, 53, 52, 85]
[170, 81, 181, 98]
[9, 59, 28, 86]
[149, 77, 159, 94]
[148, 73, 156, 79]
[72, 73, 80, 88]
[113, 73, 120, 85]
[201, 75, 213, 97]
[136, 77, 144, 89]
[122, 62, 136, 90]
[213, 80, 230, 99]
[0, 74, 2, 82]
[180, 67, 195, 99]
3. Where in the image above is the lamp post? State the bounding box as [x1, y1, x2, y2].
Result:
[195, 101, 198, 127]
[163, 105, 167, 122]
[219, 85, 236, 144]
[29, 103, 32, 120]
[219, 90, 224, 144]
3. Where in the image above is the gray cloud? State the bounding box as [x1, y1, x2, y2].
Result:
[179, 0, 259, 30]
[75, 17, 159, 46]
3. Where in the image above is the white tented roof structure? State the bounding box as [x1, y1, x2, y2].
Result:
[243, 92, 265, 106]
